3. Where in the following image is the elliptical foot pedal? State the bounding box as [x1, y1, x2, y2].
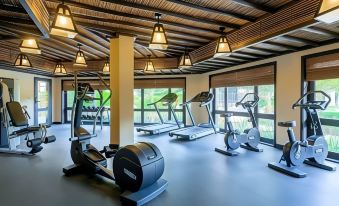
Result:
[120, 179, 168, 206]
[215, 147, 239, 156]
[101, 144, 119, 158]
[240, 144, 263, 152]
[304, 159, 336, 171]
[268, 162, 307, 178]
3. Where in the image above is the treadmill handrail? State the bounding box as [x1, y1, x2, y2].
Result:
[147, 93, 178, 106]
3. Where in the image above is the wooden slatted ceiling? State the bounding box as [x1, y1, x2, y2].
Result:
[1, 0, 339, 76]
[189, 0, 322, 64]
[0, 46, 55, 72]
[228, 0, 320, 50]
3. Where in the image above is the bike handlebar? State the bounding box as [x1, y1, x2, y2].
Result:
[292, 90, 331, 110]
[235, 93, 259, 108]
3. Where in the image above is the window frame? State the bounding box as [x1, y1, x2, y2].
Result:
[210, 62, 277, 146]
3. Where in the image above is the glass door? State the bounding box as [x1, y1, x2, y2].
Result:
[34, 78, 52, 125]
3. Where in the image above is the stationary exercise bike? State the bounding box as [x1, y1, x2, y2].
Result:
[268, 91, 336, 178]
[63, 73, 168, 206]
[215, 93, 263, 156]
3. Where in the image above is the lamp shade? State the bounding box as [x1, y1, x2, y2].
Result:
[14, 53, 32, 68]
[102, 60, 110, 74]
[50, 3, 77, 38]
[316, 0, 339, 23]
[74, 45, 87, 67]
[54, 63, 67, 75]
[19, 39, 41, 54]
[149, 13, 168, 50]
[144, 55, 156, 73]
[179, 50, 193, 69]
[214, 27, 232, 57]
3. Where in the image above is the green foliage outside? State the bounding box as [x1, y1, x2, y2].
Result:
[67, 90, 111, 108]
[315, 79, 339, 153]
[134, 88, 184, 123]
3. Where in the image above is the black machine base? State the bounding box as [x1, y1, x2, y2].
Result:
[240, 144, 263, 152]
[214, 147, 239, 156]
[63, 164, 168, 206]
[63, 164, 83, 176]
[268, 162, 307, 178]
[304, 159, 336, 171]
[120, 179, 168, 206]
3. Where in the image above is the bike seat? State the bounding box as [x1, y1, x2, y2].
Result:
[278, 121, 296, 128]
[221, 112, 233, 117]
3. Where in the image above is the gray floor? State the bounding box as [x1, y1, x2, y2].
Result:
[0, 124, 339, 206]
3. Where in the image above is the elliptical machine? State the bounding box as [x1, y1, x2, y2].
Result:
[268, 91, 336, 178]
[63, 73, 168, 206]
[215, 93, 263, 156]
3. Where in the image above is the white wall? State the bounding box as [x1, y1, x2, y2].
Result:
[0, 69, 60, 124]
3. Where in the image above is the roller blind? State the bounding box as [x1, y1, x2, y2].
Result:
[62, 79, 110, 91]
[210, 64, 275, 88]
[134, 78, 185, 89]
[305, 52, 339, 81]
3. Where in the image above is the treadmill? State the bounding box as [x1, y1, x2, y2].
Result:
[136, 93, 183, 135]
[169, 91, 218, 140]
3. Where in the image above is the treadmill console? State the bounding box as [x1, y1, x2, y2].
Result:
[191, 92, 212, 102]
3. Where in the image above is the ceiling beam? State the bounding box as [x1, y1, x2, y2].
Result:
[45, 0, 221, 35]
[233, 51, 266, 59]
[249, 46, 281, 55]
[303, 27, 339, 39]
[232, 0, 276, 13]
[48, 37, 101, 59]
[0, 22, 41, 38]
[0, 35, 17, 41]
[0, 4, 26, 13]
[77, 21, 202, 47]
[0, 16, 33, 25]
[64, 12, 213, 42]
[280, 35, 320, 46]
[135, 42, 176, 57]
[167, 0, 256, 22]
[100, 0, 240, 29]
[19, 0, 50, 37]
[263, 42, 298, 51]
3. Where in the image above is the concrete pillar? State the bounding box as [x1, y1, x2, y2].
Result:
[110, 35, 134, 146]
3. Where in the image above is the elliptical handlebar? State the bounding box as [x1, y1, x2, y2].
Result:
[235, 93, 259, 108]
[292, 90, 331, 110]
[92, 73, 112, 134]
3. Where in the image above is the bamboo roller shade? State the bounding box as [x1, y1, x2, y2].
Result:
[63, 79, 110, 91]
[134, 78, 185, 89]
[210, 65, 275, 88]
[63, 78, 185, 90]
[306, 52, 339, 81]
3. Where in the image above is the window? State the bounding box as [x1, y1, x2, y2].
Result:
[134, 88, 185, 125]
[213, 84, 275, 144]
[308, 79, 339, 154]
[303, 49, 339, 159]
